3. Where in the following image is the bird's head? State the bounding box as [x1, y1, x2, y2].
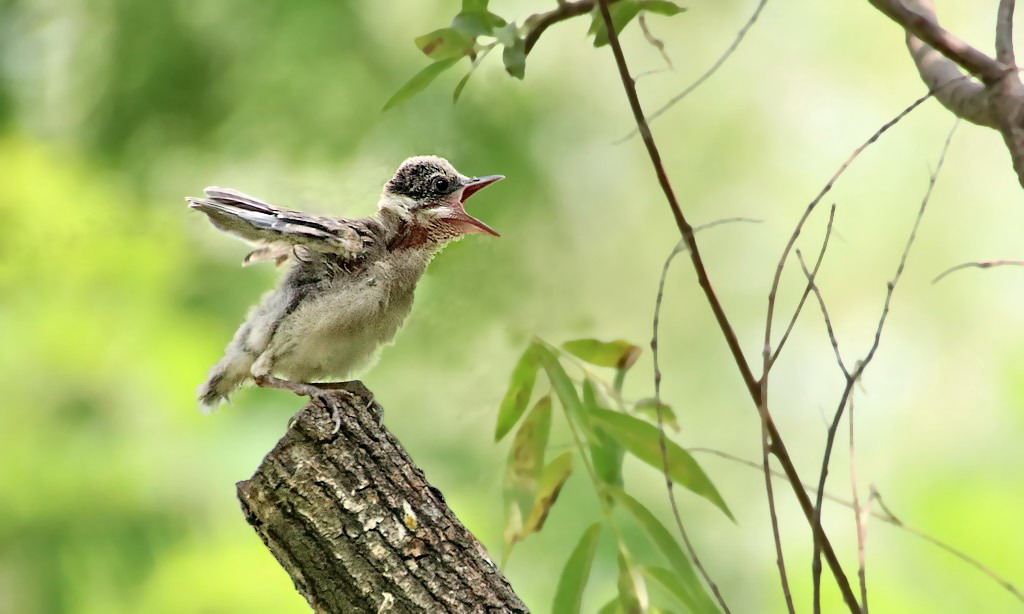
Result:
[379, 155, 503, 242]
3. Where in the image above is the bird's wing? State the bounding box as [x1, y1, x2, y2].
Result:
[187, 187, 372, 262]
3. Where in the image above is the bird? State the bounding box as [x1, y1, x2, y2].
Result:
[187, 155, 503, 414]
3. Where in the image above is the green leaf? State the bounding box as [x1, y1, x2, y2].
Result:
[583, 379, 624, 488]
[503, 395, 552, 513]
[612, 488, 718, 613]
[645, 566, 715, 614]
[519, 451, 573, 537]
[552, 523, 603, 614]
[590, 409, 733, 519]
[617, 549, 648, 614]
[590, 1, 643, 47]
[638, 0, 687, 16]
[495, 343, 540, 441]
[563, 338, 642, 369]
[633, 397, 680, 432]
[597, 599, 622, 614]
[502, 37, 526, 79]
[414, 28, 475, 60]
[535, 344, 589, 432]
[462, 0, 488, 10]
[452, 10, 506, 37]
[453, 44, 495, 103]
[494, 22, 518, 47]
[382, 58, 461, 111]
[502, 395, 552, 559]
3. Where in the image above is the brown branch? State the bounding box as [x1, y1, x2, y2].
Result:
[873, 489, 1024, 603]
[867, 0, 1024, 187]
[809, 121, 959, 612]
[797, 250, 849, 379]
[595, 0, 859, 610]
[651, 219, 758, 614]
[867, 0, 1006, 83]
[237, 391, 527, 613]
[764, 91, 933, 376]
[932, 258, 1024, 283]
[770, 204, 839, 369]
[849, 392, 870, 612]
[689, 447, 1024, 604]
[997, 0, 1018, 66]
[617, 0, 770, 143]
[524, 0, 607, 56]
[638, 14, 673, 70]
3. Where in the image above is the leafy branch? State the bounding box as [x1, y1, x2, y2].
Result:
[496, 338, 727, 613]
[383, 0, 686, 110]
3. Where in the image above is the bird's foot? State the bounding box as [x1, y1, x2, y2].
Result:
[310, 380, 382, 428]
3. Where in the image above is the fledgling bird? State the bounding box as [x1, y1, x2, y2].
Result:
[188, 156, 503, 413]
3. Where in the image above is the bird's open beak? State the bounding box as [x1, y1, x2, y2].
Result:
[453, 175, 503, 237]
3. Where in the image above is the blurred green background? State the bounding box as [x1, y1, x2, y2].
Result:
[2, 0, 1022, 612]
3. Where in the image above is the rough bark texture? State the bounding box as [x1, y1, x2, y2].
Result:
[236, 389, 529, 613]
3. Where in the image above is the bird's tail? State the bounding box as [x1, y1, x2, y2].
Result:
[196, 355, 252, 414]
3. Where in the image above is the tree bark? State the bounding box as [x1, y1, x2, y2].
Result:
[236, 388, 529, 613]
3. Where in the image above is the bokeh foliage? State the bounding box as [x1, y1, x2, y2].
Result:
[2, 0, 1024, 613]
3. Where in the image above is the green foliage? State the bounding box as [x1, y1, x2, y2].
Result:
[591, 409, 733, 519]
[495, 343, 540, 441]
[496, 338, 728, 613]
[415, 28, 475, 60]
[552, 523, 603, 614]
[564, 339, 642, 370]
[387, 0, 690, 108]
[382, 57, 462, 111]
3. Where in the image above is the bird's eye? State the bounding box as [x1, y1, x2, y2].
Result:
[431, 177, 450, 193]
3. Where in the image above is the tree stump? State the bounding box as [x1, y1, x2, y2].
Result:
[236, 389, 529, 613]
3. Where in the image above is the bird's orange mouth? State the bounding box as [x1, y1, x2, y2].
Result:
[460, 175, 504, 203]
[454, 175, 503, 236]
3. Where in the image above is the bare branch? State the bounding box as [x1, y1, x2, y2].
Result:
[867, 0, 1007, 83]
[764, 91, 933, 376]
[796, 250, 849, 379]
[850, 392, 870, 612]
[596, 1, 860, 606]
[932, 258, 1024, 283]
[997, 0, 1017, 66]
[638, 14, 674, 70]
[906, 35, 998, 128]
[524, 0, 627, 56]
[770, 204, 838, 369]
[651, 218, 759, 614]
[617, 0, 770, 143]
[873, 489, 1024, 603]
[810, 120, 959, 611]
[689, 447, 1024, 605]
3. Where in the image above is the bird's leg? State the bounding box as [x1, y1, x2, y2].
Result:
[310, 380, 382, 425]
[252, 373, 326, 398]
[251, 359, 351, 433]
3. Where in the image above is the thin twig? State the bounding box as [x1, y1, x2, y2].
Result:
[523, 0, 600, 56]
[770, 203, 839, 369]
[596, 0, 859, 607]
[617, 0, 770, 144]
[932, 259, 1024, 283]
[763, 92, 934, 378]
[849, 391, 869, 612]
[996, 0, 1017, 66]
[796, 250, 849, 378]
[873, 489, 1024, 603]
[638, 14, 673, 70]
[688, 446, 1024, 604]
[652, 218, 758, 614]
[810, 120, 960, 612]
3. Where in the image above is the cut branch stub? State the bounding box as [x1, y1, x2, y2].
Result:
[237, 390, 528, 614]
